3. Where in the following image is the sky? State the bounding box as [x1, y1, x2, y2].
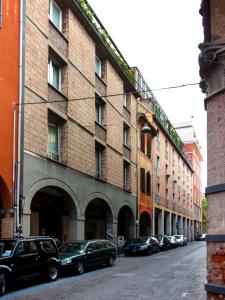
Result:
[88, 0, 207, 190]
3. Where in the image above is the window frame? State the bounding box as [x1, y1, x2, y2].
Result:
[123, 124, 130, 147]
[123, 161, 130, 191]
[49, 0, 62, 31]
[140, 168, 145, 193]
[95, 56, 102, 78]
[48, 58, 62, 91]
[48, 121, 61, 161]
[95, 145, 102, 179]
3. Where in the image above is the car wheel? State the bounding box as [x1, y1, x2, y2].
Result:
[76, 261, 85, 275]
[107, 255, 116, 266]
[47, 264, 59, 282]
[0, 273, 7, 296]
[147, 248, 152, 256]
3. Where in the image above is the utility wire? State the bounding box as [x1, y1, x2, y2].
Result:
[15, 82, 200, 107]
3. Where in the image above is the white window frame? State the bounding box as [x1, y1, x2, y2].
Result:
[95, 56, 102, 78]
[49, 0, 62, 31]
[123, 92, 129, 108]
[124, 161, 130, 190]
[48, 122, 61, 161]
[48, 59, 62, 91]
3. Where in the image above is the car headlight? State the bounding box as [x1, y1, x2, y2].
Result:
[140, 245, 148, 249]
[61, 258, 72, 265]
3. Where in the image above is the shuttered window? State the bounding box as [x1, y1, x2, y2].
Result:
[141, 131, 145, 152]
[140, 168, 145, 193]
[147, 135, 151, 158]
[146, 172, 151, 195]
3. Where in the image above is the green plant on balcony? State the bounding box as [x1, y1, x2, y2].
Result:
[76, 0, 135, 87]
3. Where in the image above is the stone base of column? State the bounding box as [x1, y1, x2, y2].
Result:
[1, 209, 14, 238]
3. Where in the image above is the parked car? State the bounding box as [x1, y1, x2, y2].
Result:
[196, 234, 206, 241]
[123, 237, 159, 256]
[167, 236, 178, 248]
[154, 235, 171, 251]
[175, 235, 187, 246]
[0, 236, 60, 296]
[59, 240, 117, 275]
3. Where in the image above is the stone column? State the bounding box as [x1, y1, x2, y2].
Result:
[173, 214, 177, 235]
[1, 209, 14, 238]
[152, 207, 155, 236]
[158, 210, 164, 235]
[22, 213, 31, 237]
[166, 212, 172, 235]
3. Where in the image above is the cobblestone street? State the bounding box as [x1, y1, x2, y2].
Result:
[3, 242, 206, 300]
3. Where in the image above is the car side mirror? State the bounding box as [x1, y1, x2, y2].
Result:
[16, 250, 25, 257]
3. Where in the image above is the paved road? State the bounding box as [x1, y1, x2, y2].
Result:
[3, 241, 206, 300]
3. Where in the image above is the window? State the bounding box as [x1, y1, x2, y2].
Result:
[123, 92, 130, 109]
[48, 59, 61, 91]
[123, 124, 130, 147]
[156, 156, 160, 177]
[48, 122, 60, 161]
[156, 131, 160, 150]
[156, 184, 160, 203]
[165, 188, 169, 207]
[165, 140, 168, 159]
[40, 240, 56, 253]
[124, 161, 130, 191]
[95, 144, 103, 179]
[147, 134, 152, 158]
[140, 168, 145, 193]
[95, 98, 104, 125]
[146, 171, 151, 195]
[95, 56, 102, 77]
[165, 164, 169, 184]
[172, 149, 175, 166]
[16, 241, 38, 256]
[140, 130, 145, 152]
[49, 0, 62, 31]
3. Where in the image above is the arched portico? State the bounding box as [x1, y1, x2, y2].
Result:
[22, 179, 80, 242]
[117, 205, 136, 241]
[139, 211, 151, 236]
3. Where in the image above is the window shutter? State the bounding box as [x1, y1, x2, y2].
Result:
[140, 168, 145, 193]
[146, 172, 151, 195]
[147, 135, 151, 158]
[141, 131, 145, 152]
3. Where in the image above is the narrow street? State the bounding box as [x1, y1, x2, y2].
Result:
[3, 242, 206, 300]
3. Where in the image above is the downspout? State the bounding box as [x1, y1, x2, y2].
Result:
[15, 0, 25, 236]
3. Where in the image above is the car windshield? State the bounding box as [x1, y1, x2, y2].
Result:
[59, 242, 86, 253]
[127, 238, 148, 244]
[0, 240, 16, 257]
[167, 236, 172, 240]
[175, 235, 182, 239]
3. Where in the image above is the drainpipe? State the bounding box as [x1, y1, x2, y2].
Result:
[14, 0, 25, 236]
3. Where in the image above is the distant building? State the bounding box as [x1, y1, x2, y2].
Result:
[174, 122, 203, 237]
[133, 68, 195, 240]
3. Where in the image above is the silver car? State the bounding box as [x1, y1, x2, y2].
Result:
[167, 236, 178, 248]
[174, 235, 187, 246]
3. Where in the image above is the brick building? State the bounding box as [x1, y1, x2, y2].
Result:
[134, 68, 195, 239]
[3, 0, 138, 244]
[0, 0, 21, 237]
[174, 121, 203, 236]
[199, 1, 225, 299]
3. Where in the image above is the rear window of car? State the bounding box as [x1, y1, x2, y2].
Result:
[40, 240, 56, 253]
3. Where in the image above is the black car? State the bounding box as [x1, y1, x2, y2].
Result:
[196, 234, 206, 241]
[154, 235, 171, 251]
[0, 237, 60, 296]
[124, 237, 159, 256]
[59, 240, 117, 274]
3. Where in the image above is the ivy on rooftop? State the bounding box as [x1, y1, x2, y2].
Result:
[76, 0, 135, 87]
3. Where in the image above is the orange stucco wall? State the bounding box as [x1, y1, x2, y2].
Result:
[0, 0, 20, 208]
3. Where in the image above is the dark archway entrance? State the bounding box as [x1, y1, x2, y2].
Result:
[139, 211, 151, 236]
[85, 199, 113, 240]
[118, 206, 135, 241]
[30, 186, 77, 243]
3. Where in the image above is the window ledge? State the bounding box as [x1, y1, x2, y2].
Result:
[48, 83, 68, 100]
[95, 73, 107, 87]
[49, 19, 69, 43]
[123, 105, 131, 114]
[123, 143, 131, 150]
[95, 121, 107, 131]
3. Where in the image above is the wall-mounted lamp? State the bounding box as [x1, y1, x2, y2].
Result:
[141, 123, 152, 133]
